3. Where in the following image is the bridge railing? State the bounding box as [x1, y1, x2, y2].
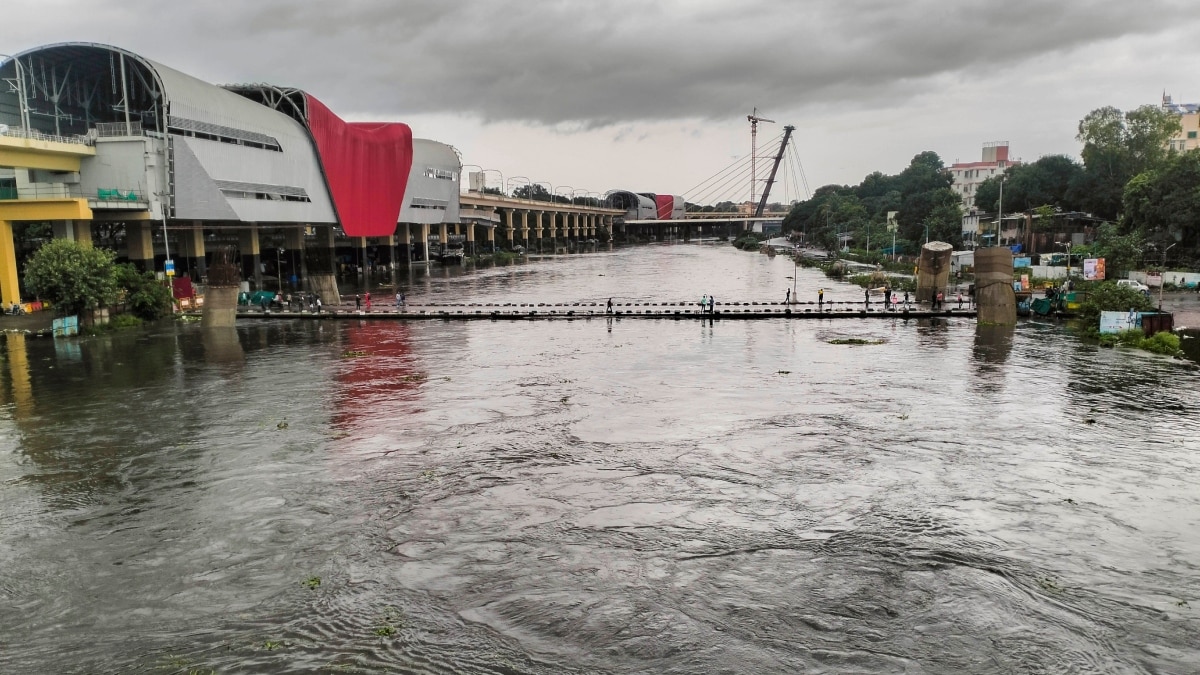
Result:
[0, 125, 94, 146]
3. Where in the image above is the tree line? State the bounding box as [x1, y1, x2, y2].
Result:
[781, 102, 1197, 269]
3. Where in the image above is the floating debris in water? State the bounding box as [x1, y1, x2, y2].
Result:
[303, 576, 321, 590]
[828, 338, 885, 345]
[341, 350, 368, 358]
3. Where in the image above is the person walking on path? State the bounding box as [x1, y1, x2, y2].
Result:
[864, 287, 871, 309]
[700, 294, 708, 313]
[355, 294, 361, 310]
[315, 296, 322, 314]
[396, 291, 403, 309]
[709, 294, 715, 313]
[785, 288, 791, 305]
[364, 292, 372, 311]
[818, 288, 824, 310]
[606, 298, 614, 314]
[957, 291, 963, 309]
[903, 290, 909, 309]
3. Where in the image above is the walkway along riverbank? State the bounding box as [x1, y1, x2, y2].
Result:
[198, 299, 977, 321]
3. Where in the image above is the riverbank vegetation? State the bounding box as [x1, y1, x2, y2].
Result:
[23, 239, 172, 322]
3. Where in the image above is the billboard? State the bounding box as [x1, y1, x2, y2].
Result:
[1100, 310, 1141, 334]
[1083, 258, 1106, 281]
[1013, 257, 1032, 268]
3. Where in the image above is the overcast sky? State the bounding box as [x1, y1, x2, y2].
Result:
[4, 0, 1199, 204]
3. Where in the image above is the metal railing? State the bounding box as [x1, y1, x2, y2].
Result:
[96, 122, 144, 138]
[0, 184, 86, 200]
[0, 125, 94, 146]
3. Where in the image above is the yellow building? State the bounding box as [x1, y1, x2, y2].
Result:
[1162, 93, 1200, 152]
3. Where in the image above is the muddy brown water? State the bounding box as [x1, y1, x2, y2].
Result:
[2, 242, 1199, 673]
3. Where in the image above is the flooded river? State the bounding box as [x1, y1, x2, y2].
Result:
[2, 242, 1199, 673]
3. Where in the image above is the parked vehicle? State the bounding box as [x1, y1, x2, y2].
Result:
[1117, 279, 1151, 295]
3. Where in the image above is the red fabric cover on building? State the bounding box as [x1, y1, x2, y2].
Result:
[304, 95, 413, 237]
[655, 194, 674, 220]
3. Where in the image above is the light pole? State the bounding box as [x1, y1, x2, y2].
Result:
[1158, 242, 1176, 310]
[1055, 241, 1073, 281]
[484, 169, 505, 195]
[276, 247, 284, 291]
[555, 186, 574, 204]
[996, 175, 1005, 247]
[507, 175, 530, 198]
[460, 164, 483, 192]
[534, 182, 554, 202]
[0, 54, 32, 134]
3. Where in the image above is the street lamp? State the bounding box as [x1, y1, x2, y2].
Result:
[1157, 242, 1176, 310]
[460, 164, 483, 192]
[507, 175, 530, 197]
[534, 182, 554, 202]
[996, 175, 1006, 247]
[0, 54, 32, 134]
[1055, 241, 1073, 281]
[555, 186, 574, 203]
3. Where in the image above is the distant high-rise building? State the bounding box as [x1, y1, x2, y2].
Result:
[1162, 93, 1200, 153]
[949, 142, 1018, 212]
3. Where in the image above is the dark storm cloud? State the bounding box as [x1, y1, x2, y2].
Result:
[6, 0, 1192, 126]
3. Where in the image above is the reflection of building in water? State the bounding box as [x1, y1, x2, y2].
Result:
[331, 322, 423, 429]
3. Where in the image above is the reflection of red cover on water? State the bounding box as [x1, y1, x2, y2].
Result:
[331, 322, 423, 429]
[304, 94, 413, 237]
[655, 195, 674, 220]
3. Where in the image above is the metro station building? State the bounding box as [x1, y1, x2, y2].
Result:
[0, 42, 467, 305]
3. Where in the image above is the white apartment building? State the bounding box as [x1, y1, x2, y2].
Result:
[949, 142, 1017, 212]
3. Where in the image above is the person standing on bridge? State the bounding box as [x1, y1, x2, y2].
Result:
[700, 294, 708, 313]
[396, 291, 403, 309]
[364, 292, 372, 311]
[864, 287, 870, 309]
[785, 288, 791, 305]
[818, 288, 824, 310]
[606, 298, 613, 314]
[709, 294, 715, 313]
[903, 290, 909, 309]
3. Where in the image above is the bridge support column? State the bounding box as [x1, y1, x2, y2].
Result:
[182, 225, 208, 282]
[520, 210, 530, 249]
[238, 224, 262, 290]
[486, 224, 495, 252]
[466, 222, 476, 256]
[281, 228, 305, 291]
[419, 224, 430, 263]
[396, 224, 411, 263]
[0, 220, 20, 306]
[127, 222, 156, 273]
[305, 225, 339, 303]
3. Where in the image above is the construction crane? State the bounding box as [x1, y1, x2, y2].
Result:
[747, 108, 775, 205]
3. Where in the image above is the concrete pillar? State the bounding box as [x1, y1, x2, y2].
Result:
[74, 221, 93, 248]
[0, 220, 20, 305]
[438, 223, 449, 258]
[51, 221, 74, 242]
[504, 210, 514, 248]
[419, 224, 430, 262]
[975, 247, 1017, 325]
[181, 226, 208, 281]
[127, 222, 156, 272]
[238, 224, 261, 290]
[397, 224, 411, 263]
[520, 210, 530, 246]
[916, 241, 953, 305]
[486, 224, 495, 251]
[466, 222, 476, 256]
[283, 228, 304, 291]
[305, 225, 339, 304]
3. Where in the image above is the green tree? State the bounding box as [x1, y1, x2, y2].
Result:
[1121, 150, 1200, 250]
[114, 263, 173, 320]
[973, 155, 1085, 215]
[1075, 105, 1181, 221]
[1074, 222, 1146, 277]
[1076, 281, 1155, 332]
[23, 239, 119, 316]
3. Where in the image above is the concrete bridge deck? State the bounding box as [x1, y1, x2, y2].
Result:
[216, 300, 977, 321]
